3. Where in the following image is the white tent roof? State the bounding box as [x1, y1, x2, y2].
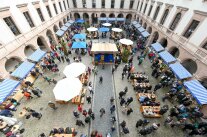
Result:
[91, 43, 118, 53]
[119, 38, 134, 45]
[63, 62, 86, 78]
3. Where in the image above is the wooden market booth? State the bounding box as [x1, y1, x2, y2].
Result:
[91, 43, 118, 64]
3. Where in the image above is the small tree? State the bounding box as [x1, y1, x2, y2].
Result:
[122, 48, 130, 63]
[60, 39, 68, 56]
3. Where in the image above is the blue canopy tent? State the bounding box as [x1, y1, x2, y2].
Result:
[0, 79, 21, 104]
[108, 18, 116, 22]
[55, 29, 65, 37]
[28, 49, 46, 62]
[141, 31, 150, 38]
[169, 62, 192, 80]
[137, 27, 145, 33]
[184, 80, 207, 105]
[60, 25, 69, 31]
[134, 23, 141, 28]
[11, 61, 35, 79]
[75, 19, 85, 23]
[64, 22, 71, 27]
[99, 27, 110, 32]
[72, 34, 86, 39]
[151, 42, 165, 53]
[68, 20, 75, 24]
[132, 21, 138, 25]
[117, 18, 125, 21]
[72, 42, 87, 49]
[158, 51, 177, 64]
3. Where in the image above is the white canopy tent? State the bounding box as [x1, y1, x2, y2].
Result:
[112, 28, 123, 32]
[119, 38, 134, 45]
[53, 78, 82, 101]
[63, 62, 86, 78]
[102, 23, 112, 27]
[87, 27, 98, 32]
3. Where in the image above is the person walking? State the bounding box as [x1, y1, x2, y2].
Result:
[119, 91, 126, 99]
[88, 108, 92, 116]
[22, 91, 33, 100]
[100, 108, 105, 117]
[110, 97, 115, 104]
[31, 111, 42, 120]
[48, 101, 58, 110]
[90, 112, 95, 120]
[154, 83, 162, 92]
[122, 73, 125, 80]
[88, 85, 94, 94]
[86, 96, 92, 104]
[110, 105, 116, 114]
[120, 98, 126, 106]
[99, 76, 103, 84]
[112, 67, 115, 74]
[73, 110, 79, 118]
[76, 119, 85, 127]
[85, 116, 91, 124]
[31, 89, 41, 98]
[78, 104, 82, 113]
[125, 97, 133, 106]
[126, 107, 133, 115]
[82, 110, 87, 117]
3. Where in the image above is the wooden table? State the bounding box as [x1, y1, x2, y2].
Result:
[136, 93, 156, 100]
[140, 106, 161, 118]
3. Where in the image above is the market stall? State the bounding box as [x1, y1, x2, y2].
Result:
[158, 50, 177, 65]
[91, 43, 118, 64]
[119, 38, 133, 53]
[151, 42, 165, 53]
[27, 49, 46, 63]
[111, 28, 123, 40]
[87, 27, 98, 39]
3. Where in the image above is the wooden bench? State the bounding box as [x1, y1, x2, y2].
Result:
[140, 106, 161, 118]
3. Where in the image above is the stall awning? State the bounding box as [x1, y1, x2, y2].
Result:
[108, 18, 116, 21]
[28, 49, 46, 62]
[141, 31, 150, 38]
[169, 62, 192, 80]
[99, 27, 109, 32]
[11, 61, 35, 79]
[134, 23, 141, 28]
[91, 43, 118, 52]
[65, 22, 71, 27]
[117, 18, 125, 21]
[158, 51, 177, 64]
[137, 27, 145, 32]
[132, 21, 138, 25]
[0, 79, 21, 104]
[60, 25, 69, 31]
[184, 80, 207, 105]
[72, 42, 86, 49]
[56, 29, 65, 37]
[151, 42, 165, 52]
[68, 20, 75, 24]
[75, 19, 85, 23]
[72, 34, 86, 39]
[98, 18, 108, 21]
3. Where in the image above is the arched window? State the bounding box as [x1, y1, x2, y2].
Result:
[153, 6, 160, 20]
[169, 12, 181, 31]
[202, 42, 207, 50]
[160, 9, 169, 25]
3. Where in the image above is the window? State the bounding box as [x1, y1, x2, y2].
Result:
[169, 13, 181, 31]
[120, 0, 124, 9]
[111, 0, 115, 8]
[137, 2, 139, 10]
[143, 4, 147, 14]
[67, 0, 70, 8]
[82, 0, 86, 8]
[59, 2, 63, 12]
[23, 11, 35, 27]
[46, 6, 52, 18]
[4, 17, 21, 36]
[63, 1, 66, 10]
[202, 42, 207, 50]
[129, 0, 134, 9]
[153, 6, 160, 20]
[160, 9, 169, 25]
[139, 2, 143, 12]
[36, 8, 45, 22]
[53, 4, 58, 14]
[148, 5, 153, 16]
[72, 0, 77, 8]
[183, 20, 200, 38]
[101, 0, 105, 8]
[92, 0, 96, 8]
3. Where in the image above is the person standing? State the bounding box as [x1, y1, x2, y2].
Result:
[31, 111, 42, 120]
[76, 119, 85, 127]
[99, 76, 103, 84]
[112, 67, 115, 74]
[125, 97, 133, 106]
[120, 98, 126, 106]
[100, 108, 105, 117]
[31, 89, 41, 98]
[86, 96, 92, 104]
[82, 110, 87, 117]
[154, 83, 162, 92]
[88, 85, 94, 94]
[90, 112, 95, 120]
[73, 110, 79, 118]
[78, 104, 82, 113]
[48, 101, 58, 110]
[126, 107, 133, 115]
[110, 105, 116, 114]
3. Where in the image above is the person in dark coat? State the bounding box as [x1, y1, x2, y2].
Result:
[85, 116, 91, 124]
[120, 120, 126, 128]
[120, 98, 126, 106]
[86, 96, 92, 104]
[31, 89, 41, 97]
[125, 97, 133, 106]
[99, 76, 103, 84]
[154, 83, 162, 92]
[31, 111, 42, 120]
[90, 112, 95, 120]
[76, 119, 85, 126]
[127, 108, 133, 115]
[119, 91, 126, 99]
[110, 105, 116, 114]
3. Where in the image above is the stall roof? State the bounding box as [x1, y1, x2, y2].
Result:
[132, 21, 138, 25]
[99, 27, 110, 32]
[151, 42, 165, 52]
[117, 18, 125, 21]
[184, 80, 207, 105]
[0, 79, 21, 104]
[61, 26, 69, 31]
[108, 18, 116, 21]
[134, 23, 141, 28]
[72, 33, 86, 39]
[158, 51, 177, 64]
[28, 49, 46, 62]
[75, 19, 85, 23]
[98, 18, 108, 21]
[11, 61, 35, 79]
[141, 31, 150, 38]
[68, 20, 75, 24]
[55, 29, 65, 37]
[169, 62, 192, 80]
[72, 42, 86, 49]
[137, 27, 145, 32]
[65, 22, 71, 27]
[91, 43, 118, 52]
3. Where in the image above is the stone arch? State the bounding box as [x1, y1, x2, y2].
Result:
[159, 37, 168, 48]
[151, 31, 159, 43]
[24, 44, 36, 57]
[181, 59, 197, 75]
[53, 25, 58, 33]
[100, 13, 106, 17]
[109, 13, 115, 18]
[147, 27, 152, 34]
[143, 23, 147, 29]
[46, 29, 57, 45]
[199, 77, 207, 89]
[137, 17, 139, 22]
[117, 13, 124, 18]
[74, 13, 80, 20]
[63, 18, 67, 24]
[83, 13, 89, 22]
[5, 57, 23, 72]
[126, 14, 132, 24]
[70, 13, 72, 19]
[168, 47, 180, 58]
[59, 21, 63, 28]
[91, 13, 98, 24]
[37, 36, 50, 51]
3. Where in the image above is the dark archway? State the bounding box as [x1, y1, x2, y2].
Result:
[137, 17, 139, 22]
[147, 27, 152, 34]
[199, 78, 207, 89]
[53, 25, 58, 33]
[67, 15, 70, 21]
[83, 13, 89, 23]
[126, 14, 132, 24]
[37, 36, 49, 51]
[143, 23, 147, 29]
[140, 20, 143, 25]
[152, 31, 159, 43]
[117, 13, 124, 18]
[91, 13, 98, 24]
[5, 57, 22, 72]
[181, 59, 197, 75]
[159, 38, 168, 48]
[169, 47, 179, 58]
[63, 18, 67, 24]
[109, 13, 115, 18]
[74, 13, 80, 20]
[134, 15, 136, 20]
[100, 13, 106, 17]
[24, 45, 36, 57]
[59, 21, 63, 28]
[46, 29, 56, 45]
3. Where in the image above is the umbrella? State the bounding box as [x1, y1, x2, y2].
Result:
[63, 62, 86, 78]
[102, 23, 112, 27]
[87, 27, 98, 32]
[53, 78, 82, 101]
[99, 27, 110, 32]
[119, 38, 133, 45]
[112, 28, 123, 32]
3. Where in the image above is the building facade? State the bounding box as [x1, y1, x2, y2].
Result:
[0, 0, 207, 85]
